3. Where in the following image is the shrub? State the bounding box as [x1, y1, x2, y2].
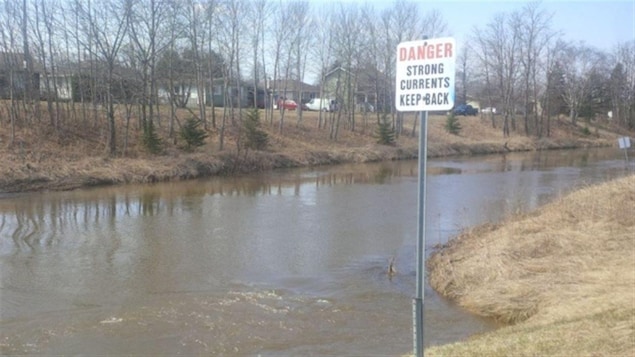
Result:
[243, 108, 268, 150]
[180, 117, 208, 151]
[445, 113, 462, 135]
[375, 113, 396, 146]
[142, 120, 163, 154]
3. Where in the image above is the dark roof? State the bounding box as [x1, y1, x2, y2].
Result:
[324, 65, 391, 95]
[0, 52, 43, 72]
[267, 79, 318, 93]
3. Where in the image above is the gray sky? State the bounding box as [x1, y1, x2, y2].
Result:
[436, 0, 634, 51]
[326, 0, 635, 52]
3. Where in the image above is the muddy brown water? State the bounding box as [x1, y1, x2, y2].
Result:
[1, 147, 632, 355]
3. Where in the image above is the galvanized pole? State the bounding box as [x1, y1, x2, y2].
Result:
[414, 110, 428, 357]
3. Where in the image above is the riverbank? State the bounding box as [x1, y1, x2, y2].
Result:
[0, 109, 626, 193]
[425, 174, 635, 356]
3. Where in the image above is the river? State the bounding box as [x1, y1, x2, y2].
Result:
[0, 147, 631, 355]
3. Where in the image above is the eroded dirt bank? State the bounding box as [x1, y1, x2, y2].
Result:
[0, 112, 619, 194]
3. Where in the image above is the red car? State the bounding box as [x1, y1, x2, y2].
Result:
[276, 98, 298, 111]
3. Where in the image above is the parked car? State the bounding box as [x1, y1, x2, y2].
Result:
[481, 107, 497, 115]
[305, 98, 332, 111]
[453, 104, 478, 116]
[276, 98, 298, 111]
[358, 102, 375, 113]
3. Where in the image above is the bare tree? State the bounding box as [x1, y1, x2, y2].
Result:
[154, 2, 188, 140]
[419, 8, 447, 39]
[267, 1, 297, 133]
[246, 0, 269, 111]
[30, 0, 63, 129]
[610, 41, 635, 129]
[288, 1, 311, 127]
[2, 0, 628, 160]
[21, 0, 38, 123]
[215, 0, 246, 148]
[542, 40, 566, 137]
[332, 2, 366, 135]
[516, 1, 555, 137]
[559, 42, 603, 126]
[185, 0, 208, 130]
[126, 0, 174, 133]
[79, 0, 130, 155]
[257, 1, 275, 126]
[0, 0, 24, 145]
[456, 45, 469, 108]
[471, 30, 497, 128]
[63, 0, 94, 128]
[474, 13, 521, 137]
[310, 5, 335, 130]
[359, 4, 380, 133]
[267, 1, 284, 127]
[380, 0, 420, 137]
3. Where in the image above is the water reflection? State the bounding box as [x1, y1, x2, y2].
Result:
[1, 163, 419, 253]
[5, 148, 622, 242]
[1, 147, 631, 267]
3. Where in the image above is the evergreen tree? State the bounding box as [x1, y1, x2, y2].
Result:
[142, 120, 163, 154]
[375, 113, 396, 145]
[180, 117, 208, 151]
[445, 113, 462, 135]
[243, 108, 269, 150]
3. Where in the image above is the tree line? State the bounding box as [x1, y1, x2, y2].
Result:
[1, 0, 633, 156]
[465, 2, 634, 138]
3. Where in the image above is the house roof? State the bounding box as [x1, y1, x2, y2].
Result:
[0, 52, 44, 72]
[267, 79, 319, 93]
[324, 65, 391, 96]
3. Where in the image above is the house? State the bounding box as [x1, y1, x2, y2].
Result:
[44, 73, 73, 101]
[0, 52, 41, 99]
[158, 83, 201, 107]
[38, 64, 73, 101]
[266, 79, 319, 105]
[157, 78, 267, 109]
[0, 52, 73, 101]
[68, 62, 143, 104]
[466, 96, 481, 111]
[323, 65, 392, 113]
[209, 78, 259, 108]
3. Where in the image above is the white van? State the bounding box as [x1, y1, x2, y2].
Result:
[305, 98, 332, 111]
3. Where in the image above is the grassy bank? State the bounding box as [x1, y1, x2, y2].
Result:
[425, 174, 635, 356]
[0, 105, 624, 193]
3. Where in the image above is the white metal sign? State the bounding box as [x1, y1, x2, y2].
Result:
[395, 38, 456, 112]
[618, 136, 631, 149]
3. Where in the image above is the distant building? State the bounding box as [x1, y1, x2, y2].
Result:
[323, 66, 392, 113]
[157, 78, 267, 109]
[0, 52, 40, 99]
[266, 79, 319, 106]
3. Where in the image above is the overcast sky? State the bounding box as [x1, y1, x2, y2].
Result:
[436, 0, 634, 51]
[325, 0, 635, 52]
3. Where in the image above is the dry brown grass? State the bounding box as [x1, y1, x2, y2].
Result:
[426, 174, 635, 356]
[0, 102, 623, 193]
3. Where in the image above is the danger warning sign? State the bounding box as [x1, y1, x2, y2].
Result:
[395, 38, 456, 112]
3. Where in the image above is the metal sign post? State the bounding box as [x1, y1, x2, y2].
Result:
[618, 137, 631, 162]
[395, 37, 456, 357]
[413, 110, 428, 357]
